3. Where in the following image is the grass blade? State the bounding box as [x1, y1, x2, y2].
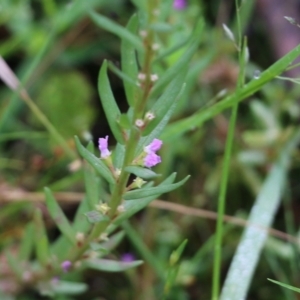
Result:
[220, 130, 300, 300]
[162, 44, 300, 141]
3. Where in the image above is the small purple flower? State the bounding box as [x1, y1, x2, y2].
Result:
[143, 139, 163, 168]
[173, 0, 186, 10]
[144, 138, 163, 153]
[144, 152, 161, 168]
[98, 136, 111, 159]
[61, 261, 72, 273]
[121, 253, 135, 263]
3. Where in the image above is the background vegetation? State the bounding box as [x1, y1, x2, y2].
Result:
[1, 0, 300, 299]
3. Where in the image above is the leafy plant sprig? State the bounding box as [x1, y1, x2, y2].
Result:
[0, 2, 193, 297]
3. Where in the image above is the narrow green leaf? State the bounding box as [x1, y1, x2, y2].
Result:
[98, 60, 124, 144]
[19, 223, 34, 261]
[124, 174, 190, 200]
[84, 142, 99, 209]
[54, 0, 106, 32]
[34, 209, 50, 266]
[154, 36, 190, 63]
[170, 239, 188, 266]
[113, 142, 125, 169]
[150, 19, 204, 98]
[44, 188, 76, 246]
[150, 22, 173, 32]
[90, 231, 125, 252]
[84, 165, 99, 209]
[113, 173, 177, 225]
[220, 130, 300, 300]
[164, 240, 188, 298]
[162, 44, 300, 141]
[114, 194, 157, 226]
[6, 250, 22, 279]
[51, 197, 90, 259]
[121, 14, 140, 107]
[119, 113, 131, 129]
[130, 0, 146, 11]
[268, 279, 300, 294]
[52, 281, 88, 295]
[136, 82, 185, 154]
[75, 136, 115, 184]
[125, 166, 161, 179]
[143, 71, 186, 136]
[85, 258, 143, 272]
[89, 10, 143, 53]
[73, 197, 92, 233]
[85, 210, 110, 224]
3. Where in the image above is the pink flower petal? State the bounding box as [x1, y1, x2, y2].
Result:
[98, 136, 111, 158]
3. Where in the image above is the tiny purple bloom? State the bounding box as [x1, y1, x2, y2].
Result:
[144, 152, 161, 168]
[98, 136, 111, 158]
[61, 261, 72, 273]
[144, 139, 163, 153]
[121, 253, 135, 263]
[173, 0, 187, 10]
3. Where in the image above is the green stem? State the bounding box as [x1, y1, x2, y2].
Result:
[211, 102, 238, 300]
[22, 93, 76, 160]
[212, 2, 242, 298]
[108, 3, 157, 215]
[108, 128, 139, 216]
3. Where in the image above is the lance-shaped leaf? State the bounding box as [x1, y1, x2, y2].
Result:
[150, 18, 204, 98]
[19, 223, 34, 261]
[75, 136, 115, 184]
[113, 142, 125, 169]
[125, 166, 161, 179]
[6, 250, 23, 280]
[164, 240, 188, 297]
[90, 231, 125, 252]
[121, 14, 140, 107]
[89, 10, 143, 53]
[85, 210, 110, 224]
[34, 209, 50, 266]
[54, 0, 106, 32]
[113, 173, 177, 226]
[143, 70, 187, 136]
[51, 197, 90, 259]
[84, 142, 99, 209]
[51, 281, 88, 295]
[84, 258, 143, 272]
[44, 188, 76, 246]
[98, 60, 124, 144]
[123, 174, 190, 200]
[136, 82, 185, 154]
